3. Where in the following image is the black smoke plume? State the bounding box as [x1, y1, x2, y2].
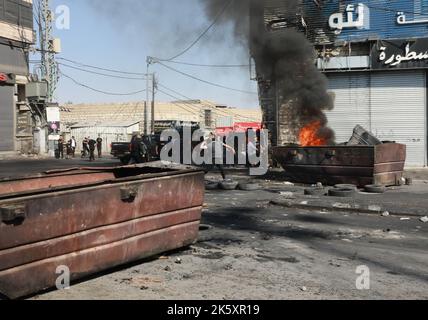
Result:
[204, 0, 335, 145]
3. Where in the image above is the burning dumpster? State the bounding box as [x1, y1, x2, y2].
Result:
[0, 165, 204, 299]
[273, 125, 407, 187]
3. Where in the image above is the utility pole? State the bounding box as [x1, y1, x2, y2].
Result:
[151, 74, 157, 134]
[145, 58, 151, 135]
[39, 0, 58, 102]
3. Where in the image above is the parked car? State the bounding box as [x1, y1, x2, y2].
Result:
[111, 134, 166, 164]
[110, 142, 132, 164]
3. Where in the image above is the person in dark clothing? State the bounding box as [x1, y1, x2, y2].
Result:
[58, 137, 64, 159]
[202, 133, 235, 180]
[129, 134, 147, 164]
[82, 137, 90, 158]
[96, 136, 103, 158]
[87, 137, 97, 161]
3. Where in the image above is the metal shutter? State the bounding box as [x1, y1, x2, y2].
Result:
[325, 73, 371, 144]
[0, 86, 14, 151]
[370, 71, 427, 167]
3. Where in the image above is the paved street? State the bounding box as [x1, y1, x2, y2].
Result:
[0, 157, 120, 179]
[0, 159, 419, 300]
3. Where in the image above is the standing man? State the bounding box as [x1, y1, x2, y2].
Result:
[70, 136, 77, 158]
[96, 135, 103, 158]
[201, 133, 235, 180]
[82, 137, 90, 158]
[88, 137, 97, 162]
[129, 134, 147, 164]
[58, 136, 64, 159]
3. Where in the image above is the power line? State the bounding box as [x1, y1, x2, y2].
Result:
[58, 62, 146, 80]
[57, 57, 146, 76]
[157, 0, 233, 62]
[60, 71, 146, 96]
[155, 61, 258, 95]
[162, 60, 250, 68]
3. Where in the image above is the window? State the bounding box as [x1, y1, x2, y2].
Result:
[0, 0, 33, 29]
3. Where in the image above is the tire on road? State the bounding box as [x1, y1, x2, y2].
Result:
[334, 184, 358, 191]
[238, 182, 261, 191]
[364, 184, 387, 194]
[328, 188, 356, 197]
[304, 188, 328, 196]
[220, 180, 239, 190]
[205, 182, 219, 190]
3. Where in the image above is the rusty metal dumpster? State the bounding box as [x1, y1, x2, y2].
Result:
[273, 143, 406, 187]
[0, 165, 205, 299]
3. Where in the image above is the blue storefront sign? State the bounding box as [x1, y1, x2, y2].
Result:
[304, 0, 428, 43]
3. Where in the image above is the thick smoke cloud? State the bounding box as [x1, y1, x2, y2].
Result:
[204, 0, 335, 144]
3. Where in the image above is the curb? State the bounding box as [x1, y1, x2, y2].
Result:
[269, 199, 425, 218]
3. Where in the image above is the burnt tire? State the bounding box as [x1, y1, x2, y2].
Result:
[364, 184, 387, 194]
[304, 188, 327, 196]
[334, 184, 358, 191]
[205, 182, 219, 190]
[220, 180, 239, 190]
[238, 183, 261, 191]
[328, 188, 356, 198]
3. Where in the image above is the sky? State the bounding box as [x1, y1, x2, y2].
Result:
[32, 0, 260, 109]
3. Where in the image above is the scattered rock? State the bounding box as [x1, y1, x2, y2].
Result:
[164, 266, 172, 272]
[300, 286, 307, 292]
[419, 216, 428, 223]
[140, 286, 149, 291]
[175, 258, 182, 264]
[368, 205, 382, 212]
[381, 211, 390, 217]
[279, 191, 295, 199]
[224, 264, 233, 271]
[400, 218, 411, 221]
[333, 203, 352, 209]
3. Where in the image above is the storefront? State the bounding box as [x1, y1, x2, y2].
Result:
[323, 37, 428, 167]
[326, 70, 427, 167]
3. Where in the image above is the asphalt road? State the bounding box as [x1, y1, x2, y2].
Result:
[0, 159, 426, 299]
[30, 177, 428, 300]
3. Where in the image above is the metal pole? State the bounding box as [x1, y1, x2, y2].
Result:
[151, 74, 156, 134]
[145, 61, 150, 135]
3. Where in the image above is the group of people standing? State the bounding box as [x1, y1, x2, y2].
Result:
[57, 136, 103, 162]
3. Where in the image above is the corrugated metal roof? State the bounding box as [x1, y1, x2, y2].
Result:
[70, 121, 140, 128]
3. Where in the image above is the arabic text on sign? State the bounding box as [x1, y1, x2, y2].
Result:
[329, 3, 369, 33]
[379, 44, 428, 66]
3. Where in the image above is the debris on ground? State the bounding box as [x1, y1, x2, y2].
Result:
[279, 191, 295, 199]
[175, 258, 182, 264]
[420, 216, 428, 223]
[368, 205, 382, 212]
[333, 203, 352, 209]
[300, 286, 308, 292]
[381, 211, 390, 217]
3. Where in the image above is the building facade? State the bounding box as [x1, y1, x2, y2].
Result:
[0, 0, 34, 154]
[252, 0, 428, 167]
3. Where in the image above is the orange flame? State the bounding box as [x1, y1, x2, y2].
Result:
[299, 121, 328, 147]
